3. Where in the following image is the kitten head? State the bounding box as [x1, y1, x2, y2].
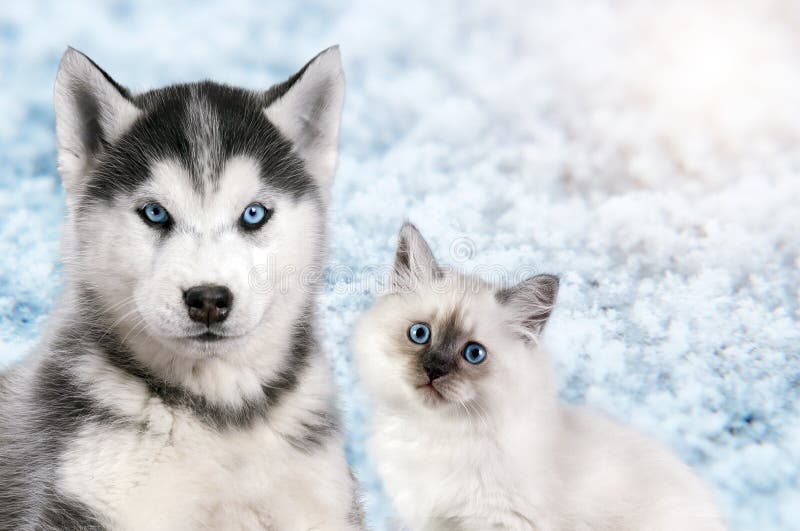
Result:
[355, 223, 559, 415]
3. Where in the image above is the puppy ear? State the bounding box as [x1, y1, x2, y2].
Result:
[496, 274, 559, 338]
[264, 46, 345, 189]
[391, 222, 441, 292]
[54, 48, 141, 192]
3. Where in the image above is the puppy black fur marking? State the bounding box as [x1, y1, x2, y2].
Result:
[82, 82, 317, 207]
[284, 407, 341, 453]
[0, 352, 117, 529]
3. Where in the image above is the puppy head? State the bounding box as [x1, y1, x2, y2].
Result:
[54, 47, 344, 360]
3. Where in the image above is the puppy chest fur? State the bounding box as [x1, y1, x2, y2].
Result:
[58, 380, 354, 530]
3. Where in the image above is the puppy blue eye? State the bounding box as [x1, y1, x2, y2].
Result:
[141, 203, 170, 225]
[463, 342, 487, 364]
[241, 203, 270, 229]
[408, 323, 431, 344]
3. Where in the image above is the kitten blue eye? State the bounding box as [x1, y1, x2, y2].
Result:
[463, 342, 487, 364]
[141, 203, 170, 225]
[408, 323, 431, 344]
[241, 203, 270, 229]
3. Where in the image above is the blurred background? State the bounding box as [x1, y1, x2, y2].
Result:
[1, 0, 799, 529]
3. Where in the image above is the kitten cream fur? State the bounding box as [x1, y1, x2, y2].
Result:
[355, 223, 725, 531]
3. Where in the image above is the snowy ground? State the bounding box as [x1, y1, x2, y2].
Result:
[1, 1, 799, 529]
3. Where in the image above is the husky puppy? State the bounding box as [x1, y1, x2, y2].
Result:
[0, 47, 362, 530]
[355, 223, 725, 531]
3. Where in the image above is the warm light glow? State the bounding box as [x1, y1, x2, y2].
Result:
[629, 3, 798, 134]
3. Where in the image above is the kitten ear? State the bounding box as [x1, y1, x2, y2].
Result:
[391, 222, 441, 292]
[264, 46, 345, 189]
[496, 274, 559, 338]
[54, 48, 141, 192]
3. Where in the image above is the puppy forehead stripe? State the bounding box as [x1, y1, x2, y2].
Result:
[82, 82, 318, 205]
[185, 89, 222, 192]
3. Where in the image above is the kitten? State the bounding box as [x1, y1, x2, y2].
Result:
[354, 222, 726, 531]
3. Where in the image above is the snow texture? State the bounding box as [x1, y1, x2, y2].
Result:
[1, 1, 798, 529]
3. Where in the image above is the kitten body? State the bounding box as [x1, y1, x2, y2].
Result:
[355, 223, 725, 531]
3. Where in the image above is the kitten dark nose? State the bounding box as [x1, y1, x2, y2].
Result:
[183, 285, 233, 326]
[423, 356, 453, 382]
[425, 366, 448, 382]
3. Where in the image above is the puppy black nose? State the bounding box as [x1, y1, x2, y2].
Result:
[183, 285, 233, 326]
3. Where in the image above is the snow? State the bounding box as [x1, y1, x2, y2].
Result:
[1, 1, 799, 529]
